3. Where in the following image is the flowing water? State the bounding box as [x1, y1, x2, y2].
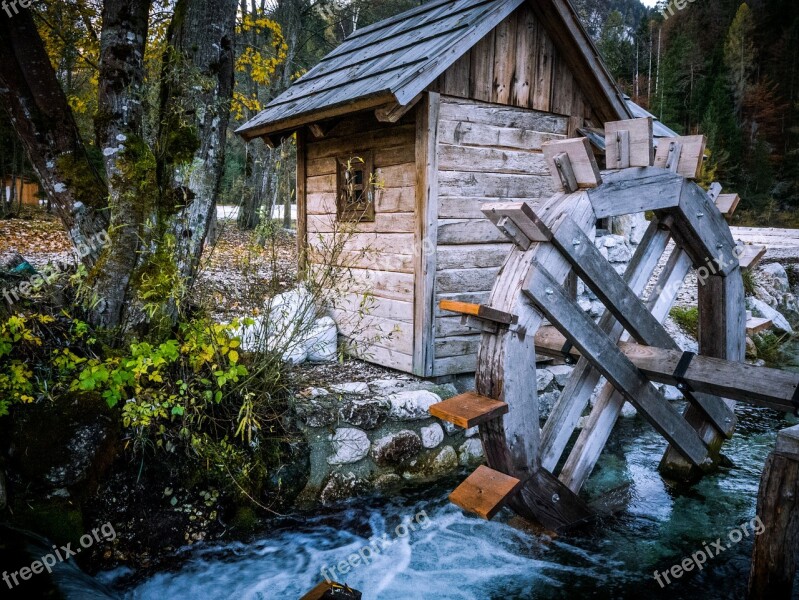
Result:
[96, 402, 799, 600]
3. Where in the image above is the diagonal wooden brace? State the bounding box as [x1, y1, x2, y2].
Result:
[524, 260, 714, 470]
[544, 214, 736, 436]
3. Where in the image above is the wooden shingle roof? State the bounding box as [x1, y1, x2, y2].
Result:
[237, 0, 630, 140]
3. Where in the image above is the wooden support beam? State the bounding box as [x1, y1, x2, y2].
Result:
[739, 245, 767, 271]
[543, 138, 601, 192]
[449, 465, 522, 520]
[524, 262, 713, 469]
[587, 167, 684, 218]
[543, 214, 736, 441]
[375, 93, 422, 123]
[661, 266, 746, 479]
[748, 425, 799, 599]
[429, 392, 509, 429]
[707, 182, 723, 203]
[558, 244, 694, 493]
[747, 317, 773, 335]
[476, 192, 597, 530]
[497, 215, 533, 250]
[541, 218, 672, 472]
[412, 92, 439, 377]
[307, 122, 332, 139]
[533, 328, 797, 413]
[605, 117, 654, 168]
[665, 181, 739, 276]
[546, 214, 678, 350]
[553, 152, 578, 193]
[438, 300, 518, 326]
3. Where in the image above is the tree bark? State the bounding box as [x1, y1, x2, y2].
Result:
[160, 0, 237, 285]
[0, 8, 107, 262]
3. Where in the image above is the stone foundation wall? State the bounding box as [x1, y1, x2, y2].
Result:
[292, 379, 484, 505]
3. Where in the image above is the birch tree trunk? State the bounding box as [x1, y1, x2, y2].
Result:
[161, 0, 237, 284]
[90, 0, 152, 329]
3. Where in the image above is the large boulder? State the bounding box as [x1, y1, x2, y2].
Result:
[387, 390, 441, 420]
[327, 428, 370, 465]
[748, 297, 793, 334]
[338, 398, 390, 430]
[371, 431, 422, 467]
[420, 423, 444, 449]
[305, 317, 338, 362]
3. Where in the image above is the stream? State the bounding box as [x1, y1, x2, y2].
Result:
[95, 402, 798, 599]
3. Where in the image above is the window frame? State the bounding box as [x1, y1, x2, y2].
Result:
[336, 151, 376, 223]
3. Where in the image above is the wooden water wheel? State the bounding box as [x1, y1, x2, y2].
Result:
[429, 119, 798, 531]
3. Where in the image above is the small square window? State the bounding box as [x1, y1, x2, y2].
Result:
[336, 152, 375, 222]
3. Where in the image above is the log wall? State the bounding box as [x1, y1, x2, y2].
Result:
[432, 94, 569, 375]
[303, 111, 418, 372]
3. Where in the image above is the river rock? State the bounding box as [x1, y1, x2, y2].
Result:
[747, 297, 793, 334]
[330, 382, 370, 395]
[431, 446, 458, 472]
[387, 390, 441, 420]
[421, 423, 444, 449]
[464, 426, 479, 438]
[368, 379, 436, 396]
[458, 439, 484, 466]
[319, 472, 365, 505]
[46, 422, 114, 488]
[338, 398, 390, 430]
[328, 428, 370, 465]
[538, 391, 560, 421]
[621, 402, 637, 418]
[441, 420, 459, 436]
[371, 430, 422, 466]
[295, 398, 336, 428]
[547, 364, 574, 389]
[536, 369, 554, 393]
[761, 263, 790, 292]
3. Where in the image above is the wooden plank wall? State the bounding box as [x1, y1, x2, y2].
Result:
[304, 111, 418, 372]
[432, 2, 593, 130]
[433, 95, 569, 375]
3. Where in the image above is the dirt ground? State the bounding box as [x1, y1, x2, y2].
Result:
[0, 209, 411, 385]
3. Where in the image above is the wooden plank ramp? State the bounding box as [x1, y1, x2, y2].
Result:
[449, 465, 523, 520]
[429, 391, 509, 428]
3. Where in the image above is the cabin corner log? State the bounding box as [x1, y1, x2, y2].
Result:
[748, 424, 799, 600]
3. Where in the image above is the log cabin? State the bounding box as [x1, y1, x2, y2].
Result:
[237, 0, 653, 378]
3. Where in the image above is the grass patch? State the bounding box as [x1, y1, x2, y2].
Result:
[742, 269, 757, 296]
[670, 306, 699, 338]
[753, 331, 789, 366]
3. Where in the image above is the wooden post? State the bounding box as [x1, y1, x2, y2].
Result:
[412, 92, 440, 377]
[749, 424, 799, 599]
[296, 128, 308, 274]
